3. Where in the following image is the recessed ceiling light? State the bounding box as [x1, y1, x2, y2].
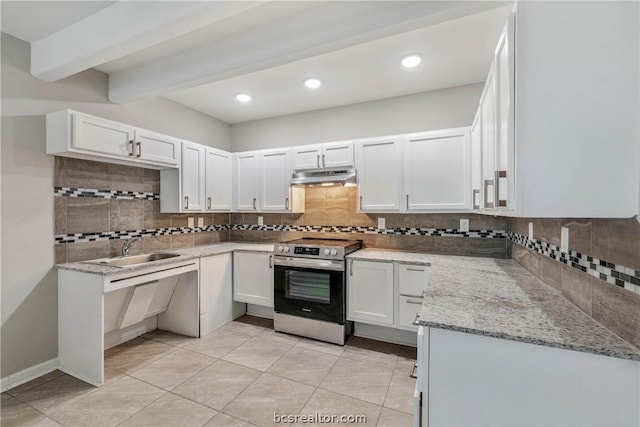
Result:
[401, 54, 422, 68]
[235, 93, 252, 103]
[304, 78, 322, 89]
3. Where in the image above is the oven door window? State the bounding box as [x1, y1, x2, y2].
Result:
[285, 270, 330, 304]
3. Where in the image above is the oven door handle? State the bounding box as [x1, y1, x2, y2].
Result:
[273, 256, 345, 272]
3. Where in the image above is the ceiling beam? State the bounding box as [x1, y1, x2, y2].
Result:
[30, 1, 266, 82]
[108, 1, 511, 104]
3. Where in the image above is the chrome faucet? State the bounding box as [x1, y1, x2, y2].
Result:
[121, 238, 140, 256]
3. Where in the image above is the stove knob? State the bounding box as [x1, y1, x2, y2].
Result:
[283, 246, 290, 253]
[324, 249, 330, 256]
[278, 246, 284, 252]
[330, 249, 338, 256]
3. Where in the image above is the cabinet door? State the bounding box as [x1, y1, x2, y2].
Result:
[480, 68, 497, 209]
[356, 137, 402, 211]
[233, 152, 259, 211]
[261, 149, 291, 211]
[292, 145, 322, 170]
[494, 15, 515, 210]
[470, 112, 482, 210]
[322, 141, 354, 169]
[205, 148, 232, 211]
[347, 260, 394, 326]
[134, 129, 179, 166]
[181, 142, 205, 211]
[72, 113, 135, 158]
[233, 252, 274, 307]
[200, 254, 234, 336]
[404, 129, 471, 211]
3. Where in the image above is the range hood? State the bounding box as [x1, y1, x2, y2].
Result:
[291, 168, 357, 186]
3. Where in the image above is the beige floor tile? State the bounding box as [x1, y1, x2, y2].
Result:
[184, 329, 252, 359]
[130, 348, 215, 390]
[173, 360, 261, 410]
[104, 337, 176, 374]
[49, 377, 165, 427]
[142, 329, 200, 347]
[224, 373, 315, 427]
[222, 336, 294, 371]
[10, 373, 97, 415]
[120, 393, 217, 426]
[383, 366, 416, 415]
[205, 412, 257, 426]
[296, 388, 381, 427]
[319, 357, 393, 406]
[376, 407, 413, 427]
[5, 371, 64, 396]
[218, 321, 266, 337]
[342, 337, 399, 368]
[267, 347, 338, 386]
[0, 393, 60, 427]
[294, 338, 346, 357]
[395, 357, 417, 376]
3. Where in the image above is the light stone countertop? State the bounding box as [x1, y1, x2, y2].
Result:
[350, 249, 640, 361]
[55, 242, 274, 277]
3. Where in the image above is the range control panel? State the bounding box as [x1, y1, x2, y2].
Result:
[274, 244, 344, 260]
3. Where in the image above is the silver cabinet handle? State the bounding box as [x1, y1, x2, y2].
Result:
[184, 196, 189, 210]
[322, 153, 326, 168]
[473, 189, 480, 209]
[252, 198, 257, 210]
[349, 259, 354, 276]
[406, 268, 425, 272]
[359, 195, 363, 210]
[405, 194, 409, 209]
[269, 255, 273, 269]
[207, 197, 212, 210]
[285, 197, 289, 210]
[495, 170, 507, 207]
[136, 141, 141, 158]
[128, 140, 134, 156]
[483, 179, 494, 208]
[409, 363, 418, 379]
[402, 293, 424, 299]
[406, 298, 423, 305]
[316, 154, 320, 168]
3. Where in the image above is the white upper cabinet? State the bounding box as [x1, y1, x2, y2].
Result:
[47, 110, 179, 169]
[292, 141, 354, 170]
[403, 128, 471, 211]
[133, 129, 179, 167]
[205, 148, 231, 211]
[233, 152, 259, 211]
[356, 136, 403, 211]
[480, 66, 497, 210]
[260, 149, 292, 211]
[181, 142, 205, 211]
[470, 111, 482, 210]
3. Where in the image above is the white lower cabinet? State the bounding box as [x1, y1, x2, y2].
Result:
[347, 260, 394, 326]
[415, 326, 640, 426]
[199, 253, 239, 336]
[233, 251, 274, 307]
[397, 264, 428, 331]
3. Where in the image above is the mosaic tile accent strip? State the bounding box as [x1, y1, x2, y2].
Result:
[54, 225, 229, 244]
[54, 187, 159, 201]
[509, 232, 640, 295]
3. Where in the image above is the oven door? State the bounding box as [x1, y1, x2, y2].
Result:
[274, 256, 346, 324]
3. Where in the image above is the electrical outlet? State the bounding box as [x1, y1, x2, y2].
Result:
[528, 222, 534, 240]
[197, 217, 204, 227]
[460, 219, 469, 232]
[560, 227, 569, 252]
[377, 217, 386, 229]
[188, 217, 194, 228]
[258, 216, 263, 226]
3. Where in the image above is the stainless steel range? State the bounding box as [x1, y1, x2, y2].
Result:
[273, 238, 362, 345]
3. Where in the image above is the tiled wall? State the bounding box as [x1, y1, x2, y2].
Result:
[508, 218, 640, 350]
[54, 158, 229, 263]
[230, 186, 508, 258]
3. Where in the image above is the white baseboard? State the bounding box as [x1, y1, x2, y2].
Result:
[354, 322, 417, 347]
[246, 304, 274, 319]
[1, 358, 59, 393]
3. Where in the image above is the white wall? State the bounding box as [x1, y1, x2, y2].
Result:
[230, 83, 483, 152]
[0, 33, 230, 379]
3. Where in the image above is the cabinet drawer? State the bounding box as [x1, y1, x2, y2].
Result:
[398, 295, 423, 331]
[399, 264, 429, 296]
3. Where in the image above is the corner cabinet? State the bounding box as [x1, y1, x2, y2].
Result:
[232, 251, 274, 307]
[46, 110, 179, 169]
[403, 128, 471, 211]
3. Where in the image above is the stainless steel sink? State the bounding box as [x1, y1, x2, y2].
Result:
[83, 253, 181, 268]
